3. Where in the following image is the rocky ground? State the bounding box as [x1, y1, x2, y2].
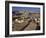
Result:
[12, 18, 40, 31]
[12, 13, 40, 31]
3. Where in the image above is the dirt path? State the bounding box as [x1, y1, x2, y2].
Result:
[24, 21, 37, 31]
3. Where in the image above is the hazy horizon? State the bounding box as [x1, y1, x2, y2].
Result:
[12, 7, 40, 13]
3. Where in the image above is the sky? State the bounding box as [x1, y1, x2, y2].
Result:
[12, 7, 40, 13]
